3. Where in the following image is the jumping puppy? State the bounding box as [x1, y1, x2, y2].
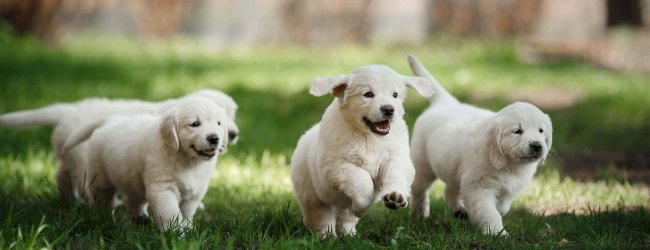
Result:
[0, 89, 239, 202]
[291, 65, 434, 238]
[62, 97, 229, 231]
[407, 55, 553, 235]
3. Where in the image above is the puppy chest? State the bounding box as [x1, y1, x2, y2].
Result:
[343, 151, 390, 178]
[175, 168, 213, 197]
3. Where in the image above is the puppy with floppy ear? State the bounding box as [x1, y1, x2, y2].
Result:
[62, 97, 229, 231]
[291, 65, 433, 238]
[407, 55, 553, 236]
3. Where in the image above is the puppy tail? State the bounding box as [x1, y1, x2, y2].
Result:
[0, 103, 73, 129]
[407, 55, 459, 105]
[60, 119, 105, 156]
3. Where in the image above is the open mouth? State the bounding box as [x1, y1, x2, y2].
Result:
[522, 153, 542, 162]
[363, 117, 391, 135]
[191, 145, 216, 159]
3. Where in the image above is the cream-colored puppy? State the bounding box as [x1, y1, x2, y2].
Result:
[61, 97, 228, 231]
[407, 55, 553, 235]
[291, 65, 434, 238]
[0, 89, 238, 202]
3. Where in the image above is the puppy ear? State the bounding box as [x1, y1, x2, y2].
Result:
[402, 76, 434, 98]
[310, 74, 348, 98]
[160, 108, 180, 152]
[488, 124, 507, 170]
[219, 115, 229, 154]
[541, 117, 553, 165]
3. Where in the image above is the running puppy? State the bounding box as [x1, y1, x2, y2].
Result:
[407, 55, 553, 235]
[291, 65, 434, 237]
[0, 89, 239, 202]
[62, 97, 229, 231]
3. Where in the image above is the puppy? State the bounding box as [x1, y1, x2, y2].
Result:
[61, 97, 228, 231]
[0, 89, 239, 202]
[290, 65, 434, 238]
[407, 55, 553, 235]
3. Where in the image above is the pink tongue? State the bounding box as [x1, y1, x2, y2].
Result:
[376, 121, 390, 132]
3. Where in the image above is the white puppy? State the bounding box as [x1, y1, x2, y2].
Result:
[407, 55, 553, 235]
[0, 89, 238, 202]
[290, 65, 434, 238]
[61, 97, 228, 231]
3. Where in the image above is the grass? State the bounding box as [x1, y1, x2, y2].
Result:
[0, 27, 649, 248]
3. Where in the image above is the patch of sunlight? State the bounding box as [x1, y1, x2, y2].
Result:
[0, 150, 57, 177]
[212, 150, 292, 194]
[0, 150, 57, 193]
[516, 168, 650, 215]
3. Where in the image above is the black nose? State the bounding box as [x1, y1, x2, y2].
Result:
[380, 105, 394, 118]
[207, 134, 219, 145]
[228, 131, 239, 142]
[530, 142, 542, 152]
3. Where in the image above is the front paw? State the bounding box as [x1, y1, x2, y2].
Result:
[383, 191, 407, 209]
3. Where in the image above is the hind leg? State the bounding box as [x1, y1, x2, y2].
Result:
[300, 197, 336, 238]
[410, 152, 436, 217]
[292, 168, 337, 238]
[55, 163, 74, 202]
[444, 184, 467, 219]
[84, 164, 116, 208]
[335, 208, 359, 237]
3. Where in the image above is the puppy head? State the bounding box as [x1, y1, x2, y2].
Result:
[310, 65, 433, 136]
[186, 89, 240, 144]
[160, 97, 229, 160]
[488, 102, 553, 169]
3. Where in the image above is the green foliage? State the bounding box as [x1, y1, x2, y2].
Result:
[0, 29, 648, 248]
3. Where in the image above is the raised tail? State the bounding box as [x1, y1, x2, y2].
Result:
[407, 55, 459, 105]
[0, 104, 73, 129]
[60, 119, 105, 156]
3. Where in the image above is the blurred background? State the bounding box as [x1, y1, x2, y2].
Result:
[2, 0, 650, 72]
[1, 0, 649, 192]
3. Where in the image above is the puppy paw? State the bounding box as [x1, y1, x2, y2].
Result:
[383, 191, 407, 209]
[453, 210, 468, 220]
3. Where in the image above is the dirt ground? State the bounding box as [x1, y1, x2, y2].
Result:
[557, 150, 650, 183]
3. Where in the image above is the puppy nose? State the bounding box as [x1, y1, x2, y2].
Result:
[207, 134, 219, 145]
[380, 105, 394, 118]
[530, 142, 542, 152]
[228, 131, 239, 142]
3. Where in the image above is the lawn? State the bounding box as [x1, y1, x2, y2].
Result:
[0, 28, 649, 249]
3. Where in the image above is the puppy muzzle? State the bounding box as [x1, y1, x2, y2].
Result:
[363, 117, 391, 136]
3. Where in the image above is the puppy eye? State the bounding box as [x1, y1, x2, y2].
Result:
[218, 121, 221, 126]
[190, 121, 201, 127]
[363, 91, 374, 98]
[512, 128, 523, 135]
[393, 92, 398, 98]
[539, 128, 544, 133]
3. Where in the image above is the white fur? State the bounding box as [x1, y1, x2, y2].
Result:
[62, 97, 229, 231]
[407, 55, 553, 235]
[0, 89, 238, 202]
[291, 65, 433, 238]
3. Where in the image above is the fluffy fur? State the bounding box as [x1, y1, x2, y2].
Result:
[0, 89, 238, 202]
[290, 65, 434, 237]
[407, 55, 553, 235]
[61, 97, 229, 231]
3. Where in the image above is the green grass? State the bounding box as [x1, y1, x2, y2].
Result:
[0, 28, 649, 248]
